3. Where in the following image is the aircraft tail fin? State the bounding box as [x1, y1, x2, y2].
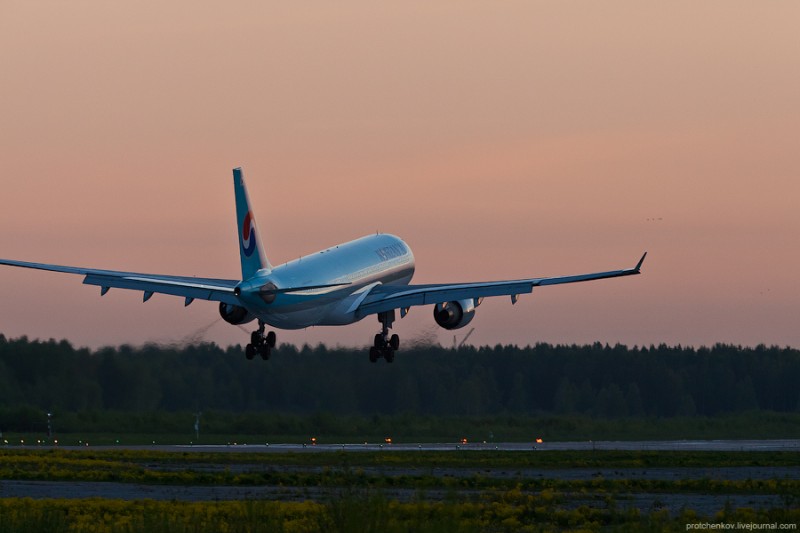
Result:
[233, 167, 271, 279]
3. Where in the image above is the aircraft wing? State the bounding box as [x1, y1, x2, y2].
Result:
[0, 259, 240, 305]
[355, 253, 646, 318]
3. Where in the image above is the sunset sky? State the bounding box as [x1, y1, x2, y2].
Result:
[1, 2, 798, 350]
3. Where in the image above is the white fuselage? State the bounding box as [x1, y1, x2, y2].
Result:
[236, 234, 415, 329]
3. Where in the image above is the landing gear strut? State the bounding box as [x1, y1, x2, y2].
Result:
[246, 320, 276, 361]
[369, 311, 399, 363]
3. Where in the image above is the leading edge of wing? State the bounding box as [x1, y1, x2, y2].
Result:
[535, 251, 646, 287]
[356, 252, 647, 317]
[0, 258, 240, 304]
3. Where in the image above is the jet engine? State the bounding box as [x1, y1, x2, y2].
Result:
[433, 299, 479, 330]
[219, 302, 256, 325]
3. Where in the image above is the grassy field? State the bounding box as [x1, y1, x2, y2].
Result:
[1, 448, 798, 532]
[1, 494, 796, 533]
[2, 447, 800, 470]
[4, 411, 800, 447]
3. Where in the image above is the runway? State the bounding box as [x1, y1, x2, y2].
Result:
[50, 439, 800, 453]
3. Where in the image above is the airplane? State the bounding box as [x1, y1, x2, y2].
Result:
[0, 167, 646, 363]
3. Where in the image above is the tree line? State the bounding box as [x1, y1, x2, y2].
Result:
[1, 334, 798, 422]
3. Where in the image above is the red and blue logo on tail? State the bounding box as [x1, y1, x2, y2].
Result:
[241, 211, 257, 257]
[233, 167, 271, 278]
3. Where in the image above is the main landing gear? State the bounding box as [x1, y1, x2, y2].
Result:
[246, 320, 276, 361]
[369, 311, 400, 363]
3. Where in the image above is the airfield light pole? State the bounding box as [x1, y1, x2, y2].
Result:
[194, 412, 201, 441]
[454, 328, 475, 349]
[47, 412, 52, 438]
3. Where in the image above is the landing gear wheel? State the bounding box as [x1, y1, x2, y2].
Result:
[369, 310, 400, 363]
[247, 321, 277, 361]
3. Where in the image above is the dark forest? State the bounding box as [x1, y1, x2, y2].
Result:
[2, 334, 798, 421]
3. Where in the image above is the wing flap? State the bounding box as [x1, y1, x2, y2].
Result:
[356, 253, 646, 318]
[356, 281, 534, 318]
[82, 274, 239, 304]
[1, 258, 240, 305]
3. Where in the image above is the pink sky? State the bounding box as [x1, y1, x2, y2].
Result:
[1, 2, 798, 350]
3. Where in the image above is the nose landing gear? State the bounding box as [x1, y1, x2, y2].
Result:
[246, 320, 276, 360]
[369, 311, 399, 363]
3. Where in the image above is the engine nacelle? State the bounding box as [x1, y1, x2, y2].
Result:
[218, 302, 256, 325]
[433, 299, 478, 330]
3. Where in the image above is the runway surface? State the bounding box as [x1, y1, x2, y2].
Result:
[48, 438, 800, 453]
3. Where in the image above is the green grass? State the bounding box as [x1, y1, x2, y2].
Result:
[3, 446, 799, 465]
[7, 411, 800, 446]
[3, 447, 800, 468]
[2, 448, 798, 531]
[0, 492, 798, 533]
[2, 448, 799, 490]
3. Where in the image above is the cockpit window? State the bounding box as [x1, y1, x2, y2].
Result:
[375, 244, 406, 261]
